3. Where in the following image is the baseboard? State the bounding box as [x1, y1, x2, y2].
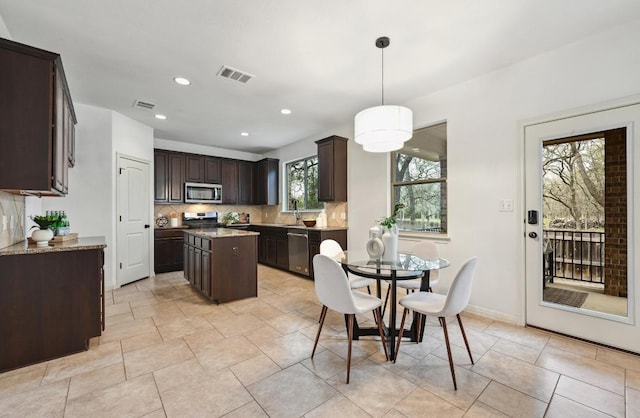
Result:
[464, 303, 521, 325]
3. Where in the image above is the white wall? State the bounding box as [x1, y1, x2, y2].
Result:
[41, 106, 154, 289]
[42, 104, 114, 286]
[264, 19, 640, 324]
[0, 11, 10, 39]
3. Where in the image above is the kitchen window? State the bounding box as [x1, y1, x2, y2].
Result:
[391, 122, 447, 234]
[285, 155, 323, 211]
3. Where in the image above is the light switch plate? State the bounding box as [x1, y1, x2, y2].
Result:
[499, 199, 514, 212]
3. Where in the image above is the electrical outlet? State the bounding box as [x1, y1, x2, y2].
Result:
[332, 213, 336, 219]
[340, 212, 346, 220]
[1, 216, 6, 231]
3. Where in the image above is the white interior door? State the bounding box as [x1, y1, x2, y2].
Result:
[524, 101, 640, 353]
[117, 155, 150, 286]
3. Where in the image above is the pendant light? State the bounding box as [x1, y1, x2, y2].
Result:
[354, 36, 413, 153]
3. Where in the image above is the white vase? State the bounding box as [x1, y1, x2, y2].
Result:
[381, 225, 398, 263]
[31, 228, 53, 247]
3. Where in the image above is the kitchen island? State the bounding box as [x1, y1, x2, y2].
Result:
[183, 228, 258, 303]
[0, 236, 106, 372]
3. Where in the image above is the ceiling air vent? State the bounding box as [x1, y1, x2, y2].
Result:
[217, 65, 254, 83]
[132, 99, 156, 110]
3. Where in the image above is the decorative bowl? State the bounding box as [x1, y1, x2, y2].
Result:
[303, 220, 316, 227]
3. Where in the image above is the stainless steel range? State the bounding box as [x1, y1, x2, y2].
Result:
[182, 212, 220, 229]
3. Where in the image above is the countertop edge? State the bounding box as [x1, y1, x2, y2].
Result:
[0, 236, 107, 256]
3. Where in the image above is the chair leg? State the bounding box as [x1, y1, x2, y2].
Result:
[416, 312, 424, 342]
[366, 285, 371, 295]
[394, 308, 409, 363]
[374, 307, 389, 361]
[312, 305, 327, 358]
[457, 314, 474, 364]
[440, 317, 457, 390]
[347, 314, 354, 384]
[382, 286, 390, 317]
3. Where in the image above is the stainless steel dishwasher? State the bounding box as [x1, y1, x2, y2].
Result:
[288, 229, 309, 276]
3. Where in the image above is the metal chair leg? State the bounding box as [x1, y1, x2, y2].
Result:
[347, 314, 354, 384]
[440, 317, 457, 390]
[382, 285, 390, 317]
[457, 314, 474, 364]
[374, 307, 389, 361]
[394, 308, 409, 362]
[366, 285, 371, 295]
[312, 305, 327, 358]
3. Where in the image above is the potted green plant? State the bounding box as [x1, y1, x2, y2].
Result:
[30, 215, 55, 246]
[379, 203, 405, 230]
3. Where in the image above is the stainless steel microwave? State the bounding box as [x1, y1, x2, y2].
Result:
[184, 182, 222, 204]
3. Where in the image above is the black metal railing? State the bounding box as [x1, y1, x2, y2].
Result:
[543, 229, 605, 284]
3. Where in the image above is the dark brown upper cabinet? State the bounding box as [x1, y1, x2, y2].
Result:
[254, 158, 279, 205]
[316, 135, 348, 202]
[204, 157, 221, 184]
[154, 149, 184, 203]
[221, 159, 239, 204]
[185, 155, 205, 182]
[238, 161, 254, 205]
[153, 149, 278, 206]
[0, 38, 76, 196]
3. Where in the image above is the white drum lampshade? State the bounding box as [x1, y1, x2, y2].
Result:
[354, 105, 413, 152]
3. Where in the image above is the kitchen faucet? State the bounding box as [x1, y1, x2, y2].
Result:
[291, 199, 300, 225]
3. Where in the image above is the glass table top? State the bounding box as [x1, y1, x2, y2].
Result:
[337, 250, 450, 273]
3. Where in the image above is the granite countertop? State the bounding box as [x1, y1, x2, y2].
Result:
[154, 226, 190, 230]
[184, 228, 259, 239]
[250, 223, 348, 231]
[0, 236, 107, 256]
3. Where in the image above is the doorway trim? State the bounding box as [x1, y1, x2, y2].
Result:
[115, 152, 152, 288]
[518, 94, 640, 327]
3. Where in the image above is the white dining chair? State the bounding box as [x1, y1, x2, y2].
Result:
[382, 241, 441, 315]
[311, 254, 389, 383]
[319, 239, 375, 294]
[395, 257, 478, 390]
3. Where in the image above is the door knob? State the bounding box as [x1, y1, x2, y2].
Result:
[528, 232, 537, 238]
[144, 224, 150, 229]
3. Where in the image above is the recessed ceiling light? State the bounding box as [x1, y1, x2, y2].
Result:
[173, 77, 191, 86]
[280, 108, 292, 115]
[241, 132, 249, 136]
[155, 114, 167, 120]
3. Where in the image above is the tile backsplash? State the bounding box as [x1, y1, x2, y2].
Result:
[0, 191, 25, 249]
[154, 204, 263, 227]
[154, 201, 348, 228]
[262, 201, 348, 227]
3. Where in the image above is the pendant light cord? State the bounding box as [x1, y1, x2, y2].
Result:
[381, 47, 385, 105]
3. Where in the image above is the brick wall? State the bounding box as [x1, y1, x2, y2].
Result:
[603, 128, 627, 297]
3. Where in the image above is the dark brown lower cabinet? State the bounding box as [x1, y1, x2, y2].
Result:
[250, 225, 347, 279]
[0, 247, 105, 372]
[308, 229, 347, 278]
[251, 226, 289, 270]
[183, 232, 257, 303]
[154, 229, 186, 273]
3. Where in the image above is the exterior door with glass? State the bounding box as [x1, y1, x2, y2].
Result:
[524, 101, 640, 353]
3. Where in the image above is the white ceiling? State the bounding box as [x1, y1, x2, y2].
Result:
[2, 0, 640, 154]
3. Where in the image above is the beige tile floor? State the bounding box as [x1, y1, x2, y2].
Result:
[1, 265, 640, 417]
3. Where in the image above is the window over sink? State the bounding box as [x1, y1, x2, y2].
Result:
[285, 155, 323, 211]
[391, 122, 447, 234]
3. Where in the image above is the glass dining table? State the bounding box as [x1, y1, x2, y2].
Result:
[336, 250, 450, 361]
